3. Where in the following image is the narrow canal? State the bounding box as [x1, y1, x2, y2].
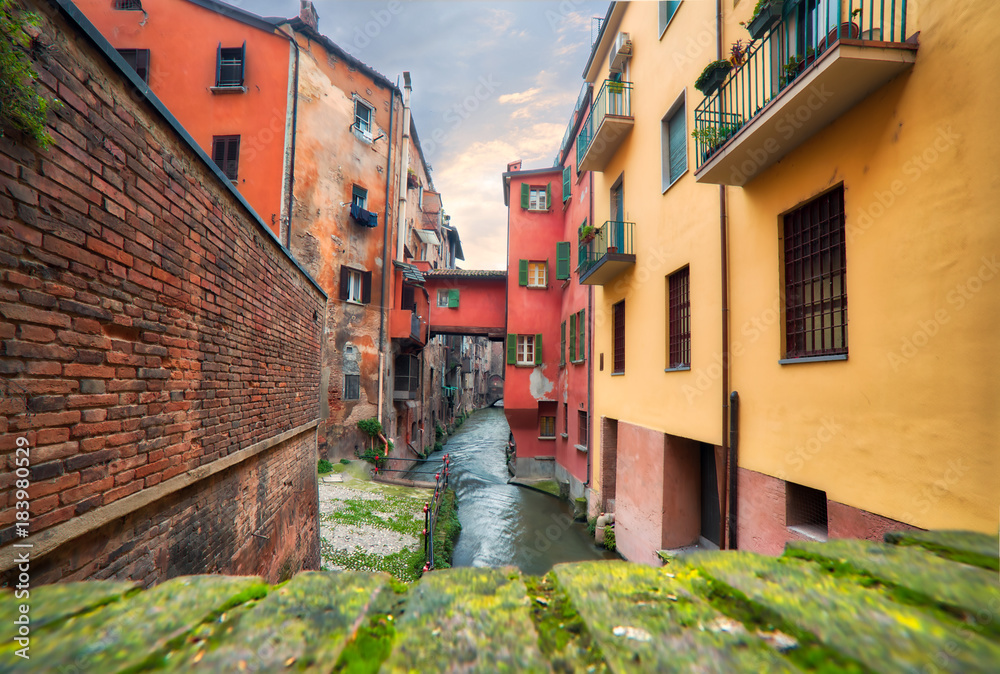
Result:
[411, 407, 617, 575]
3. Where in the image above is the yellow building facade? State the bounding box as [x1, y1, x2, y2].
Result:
[584, 0, 999, 563]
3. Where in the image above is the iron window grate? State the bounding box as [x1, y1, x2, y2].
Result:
[786, 481, 828, 538]
[783, 186, 847, 358]
[113, 0, 142, 10]
[668, 266, 690, 367]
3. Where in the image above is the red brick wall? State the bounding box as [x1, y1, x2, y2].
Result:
[0, 1, 324, 585]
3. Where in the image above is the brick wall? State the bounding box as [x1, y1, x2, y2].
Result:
[0, 0, 324, 585]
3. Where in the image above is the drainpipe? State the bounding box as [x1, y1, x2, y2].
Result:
[728, 391, 739, 549]
[378, 81, 399, 426]
[585, 167, 594, 492]
[395, 72, 412, 262]
[716, 0, 735, 549]
[278, 26, 300, 249]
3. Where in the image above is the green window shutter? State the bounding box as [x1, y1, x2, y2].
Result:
[569, 313, 577, 362]
[668, 107, 687, 183]
[545, 183, 552, 210]
[448, 288, 460, 308]
[578, 309, 586, 361]
[520, 183, 529, 209]
[507, 334, 516, 364]
[562, 166, 571, 202]
[534, 333, 543, 365]
[555, 241, 570, 280]
[518, 259, 528, 286]
[560, 321, 566, 366]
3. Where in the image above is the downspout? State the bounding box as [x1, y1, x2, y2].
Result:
[395, 73, 412, 262]
[378, 81, 398, 426]
[717, 0, 735, 549]
[728, 391, 739, 549]
[585, 167, 594, 492]
[279, 26, 300, 250]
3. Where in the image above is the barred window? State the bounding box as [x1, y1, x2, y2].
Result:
[612, 300, 625, 374]
[667, 266, 690, 368]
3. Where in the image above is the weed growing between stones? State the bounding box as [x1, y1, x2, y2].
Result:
[524, 574, 609, 672]
[430, 488, 461, 570]
[318, 459, 333, 474]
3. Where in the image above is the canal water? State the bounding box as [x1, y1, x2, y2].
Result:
[410, 407, 617, 575]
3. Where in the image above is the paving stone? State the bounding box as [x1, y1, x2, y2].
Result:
[12, 575, 267, 673]
[0, 580, 136, 637]
[787, 538, 1000, 635]
[385, 566, 547, 673]
[159, 571, 389, 672]
[553, 560, 801, 673]
[885, 530, 999, 571]
[688, 552, 1000, 673]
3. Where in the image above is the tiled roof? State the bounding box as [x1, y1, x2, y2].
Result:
[424, 269, 506, 279]
[393, 261, 425, 284]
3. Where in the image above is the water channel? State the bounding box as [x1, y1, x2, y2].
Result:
[409, 407, 617, 575]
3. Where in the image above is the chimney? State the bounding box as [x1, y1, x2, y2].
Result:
[299, 1, 319, 31]
[507, 160, 522, 172]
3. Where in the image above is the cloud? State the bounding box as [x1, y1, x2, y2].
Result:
[498, 87, 542, 105]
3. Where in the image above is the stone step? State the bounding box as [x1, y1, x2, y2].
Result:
[787, 538, 1000, 636]
[688, 551, 1000, 673]
[885, 530, 999, 572]
[553, 560, 801, 673]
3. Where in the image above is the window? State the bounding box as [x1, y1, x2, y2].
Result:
[508, 333, 542, 367]
[783, 186, 847, 359]
[668, 267, 691, 368]
[661, 98, 687, 191]
[658, 1, 681, 36]
[117, 49, 150, 83]
[576, 309, 585, 362]
[211, 135, 240, 181]
[539, 415, 556, 438]
[612, 300, 625, 374]
[344, 374, 360, 400]
[578, 411, 588, 449]
[113, 0, 142, 9]
[555, 241, 571, 280]
[520, 183, 551, 211]
[562, 165, 572, 202]
[354, 99, 374, 139]
[560, 321, 566, 367]
[215, 42, 246, 88]
[569, 313, 577, 362]
[437, 289, 450, 307]
[352, 185, 368, 209]
[447, 289, 460, 308]
[786, 481, 828, 540]
[527, 262, 547, 288]
[339, 266, 372, 304]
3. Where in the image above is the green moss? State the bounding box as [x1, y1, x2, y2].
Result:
[430, 487, 461, 570]
[523, 574, 609, 672]
[0, 0, 57, 148]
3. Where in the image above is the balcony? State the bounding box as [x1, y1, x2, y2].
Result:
[389, 309, 425, 348]
[577, 220, 635, 286]
[577, 80, 634, 172]
[693, 0, 916, 186]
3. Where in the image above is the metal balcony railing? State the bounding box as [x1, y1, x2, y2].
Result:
[693, 0, 910, 167]
[578, 220, 634, 278]
[577, 80, 633, 168]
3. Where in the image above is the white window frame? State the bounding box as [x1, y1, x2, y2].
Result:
[347, 269, 364, 303]
[527, 262, 547, 288]
[437, 289, 450, 307]
[352, 185, 368, 209]
[659, 1, 683, 39]
[661, 90, 688, 193]
[354, 98, 374, 140]
[529, 187, 547, 211]
[516, 335, 535, 366]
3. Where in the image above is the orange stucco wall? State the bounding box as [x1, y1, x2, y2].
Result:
[75, 0, 291, 233]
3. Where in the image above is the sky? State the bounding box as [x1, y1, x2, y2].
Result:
[233, 0, 610, 269]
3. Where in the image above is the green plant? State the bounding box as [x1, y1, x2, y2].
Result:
[318, 459, 333, 474]
[340, 458, 351, 464]
[435, 424, 445, 440]
[603, 525, 616, 551]
[691, 121, 742, 155]
[695, 59, 733, 93]
[433, 441, 443, 453]
[0, 0, 57, 148]
[746, 0, 771, 23]
[357, 417, 383, 438]
[579, 224, 595, 241]
[586, 517, 597, 538]
[729, 38, 753, 67]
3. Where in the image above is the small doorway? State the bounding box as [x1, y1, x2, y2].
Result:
[699, 443, 721, 547]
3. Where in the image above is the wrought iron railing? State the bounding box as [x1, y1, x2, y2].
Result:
[577, 79, 633, 168]
[693, 0, 910, 167]
[577, 220, 635, 278]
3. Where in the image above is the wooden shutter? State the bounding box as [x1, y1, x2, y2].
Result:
[560, 321, 566, 366]
[534, 333, 543, 365]
[545, 183, 551, 210]
[215, 42, 221, 86]
[562, 166, 571, 202]
[339, 266, 350, 300]
[520, 183, 529, 209]
[448, 288, 460, 308]
[668, 107, 686, 183]
[569, 313, 577, 362]
[555, 241, 570, 280]
[506, 334, 516, 365]
[518, 259, 528, 286]
[239, 40, 246, 86]
[361, 270, 372, 303]
[578, 308, 586, 360]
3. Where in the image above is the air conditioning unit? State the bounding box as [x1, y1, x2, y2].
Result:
[609, 32, 632, 73]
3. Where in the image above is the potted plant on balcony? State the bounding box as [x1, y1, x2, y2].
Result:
[579, 224, 596, 245]
[691, 121, 743, 162]
[743, 0, 785, 40]
[695, 60, 733, 96]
